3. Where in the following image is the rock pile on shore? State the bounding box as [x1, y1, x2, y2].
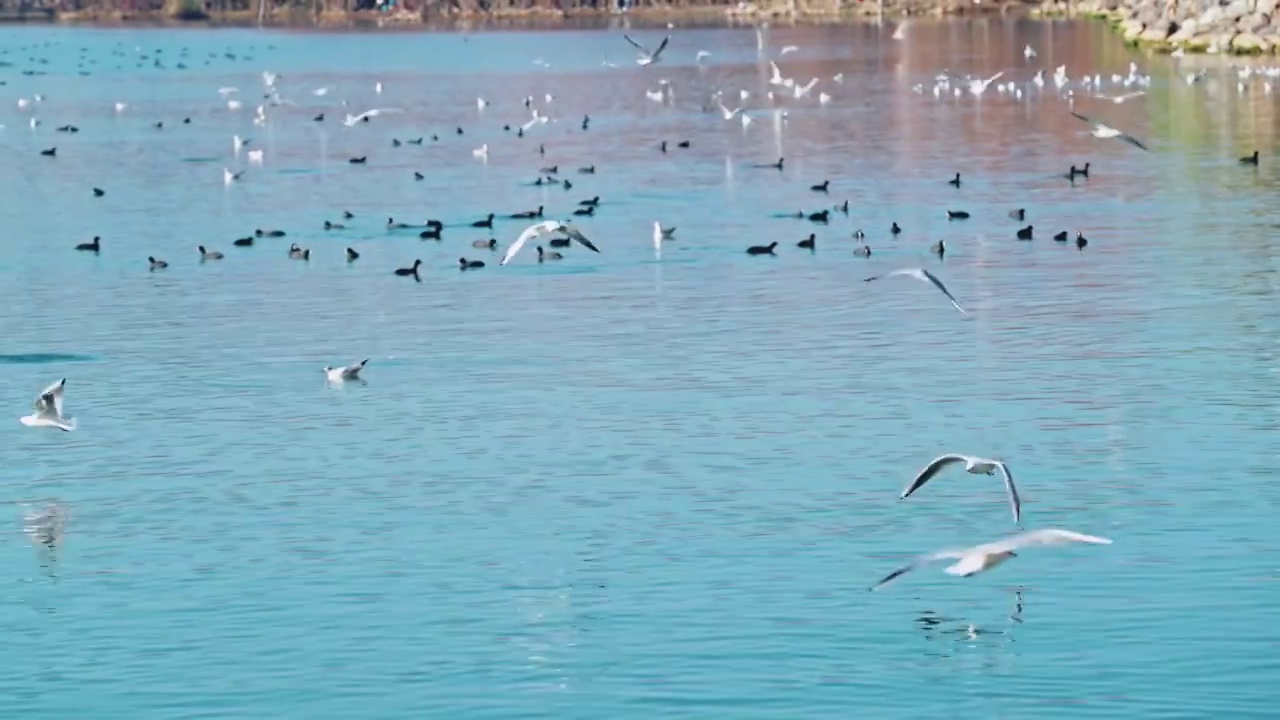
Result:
[1074, 0, 1280, 54]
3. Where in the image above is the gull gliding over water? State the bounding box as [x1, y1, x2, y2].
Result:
[501, 221, 599, 265]
[20, 378, 76, 432]
[900, 454, 1022, 524]
[1070, 111, 1151, 151]
[863, 268, 967, 314]
[870, 529, 1113, 591]
[624, 34, 670, 66]
[343, 107, 405, 127]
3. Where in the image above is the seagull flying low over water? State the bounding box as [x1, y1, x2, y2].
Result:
[900, 454, 1022, 524]
[1070, 111, 1150, 151]
[863, 267, 967, 314]
[870, 529, 1113, 591]
[20, 378, 76, 432]
[502, 220, 599, 265]
[324, 358, 368, 383]
[343, 107, 404, 127]
[624, 34, 670, 66]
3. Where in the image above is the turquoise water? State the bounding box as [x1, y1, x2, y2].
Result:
[2, 18, 1280, 718]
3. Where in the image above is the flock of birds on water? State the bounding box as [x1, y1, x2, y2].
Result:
[6, 23, 1273, 594]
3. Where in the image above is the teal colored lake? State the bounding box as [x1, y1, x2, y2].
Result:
[1, 18, 1279, 719]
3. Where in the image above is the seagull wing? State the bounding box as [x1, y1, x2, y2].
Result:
[769, 61, 783, 84]
[653, 222, 662, 250]
[344, 358, 369, 378]
[623, 34, 648, 54]
[888, 268, 967, 314]
[870, 548, 968, 591]
[996, 462, 1022, 524]
[35, 379, 65, 418]
[981, 528, 1113, 555]
[651, 36, 670, 61]
[1119, 133, 1151, 151]
[899, 454, 970, 499]
[502, 221, 556, 265]
[1069, 111, 1094, 125]
[917, 268, 967, 314]
[984, 71, 1005, 85]
[558, 223, 599, 253]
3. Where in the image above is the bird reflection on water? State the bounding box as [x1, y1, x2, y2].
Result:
[914, 590, 1024, 648]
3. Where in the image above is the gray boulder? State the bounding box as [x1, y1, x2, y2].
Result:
[1239, 11, 1268, 30]
[1231, 31, 1271, 50]
[1140, 19, 1174, 39]
[1225, 0, 1250, 20]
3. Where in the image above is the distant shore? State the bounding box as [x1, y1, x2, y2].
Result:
[8, 1, 1034, 31]
[4, 0, 1278, 55]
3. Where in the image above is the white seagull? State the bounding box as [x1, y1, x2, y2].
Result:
[501, 221, 600, 265]
[343, 107, 404, 127]
[624, 34, 670, 66]
[716, 101, 744, 120]
[652, 221, 663, 252]
[870, 529, 1113, 591]
[246, 149, 264, 164]
[863, 267, 967, 314]
[1093, 90, 1146, 104]
[1070, 111, 1151, 151]
[900, 454, 1021, 524]
[224, 168, 243, 185]
[20, 378, 76, 432]
[324, 358, 368, 383]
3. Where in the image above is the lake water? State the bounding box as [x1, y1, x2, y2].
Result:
[1, 17, 1279, 719]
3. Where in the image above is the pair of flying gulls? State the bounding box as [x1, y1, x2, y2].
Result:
[872, 454, 1112, 590]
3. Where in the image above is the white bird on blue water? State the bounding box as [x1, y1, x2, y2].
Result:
[20, 378, 75, 432]
[900, 454, 1021, 524]
[502, 221, 599, 265]
[863, 267, 967, 314]
[624, 34, 670, 66]
[870, 529, 1113, 591]
[324, 358, 368, 383]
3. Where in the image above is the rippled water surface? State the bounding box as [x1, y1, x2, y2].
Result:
[2, 18, 1279, 719]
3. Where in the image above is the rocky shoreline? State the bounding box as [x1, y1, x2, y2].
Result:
[11, 0, 1279, 56]
[1039, 0, 1280, 55]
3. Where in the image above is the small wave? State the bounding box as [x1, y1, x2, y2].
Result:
[0, 353, 97, 365]
[180, 157, 219, 163]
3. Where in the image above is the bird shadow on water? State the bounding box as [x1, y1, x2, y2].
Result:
[0, 353, 98, 365]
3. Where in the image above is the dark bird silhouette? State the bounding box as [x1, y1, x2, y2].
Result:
[395, 259, 422, 281]
[746, 242, 777, 256]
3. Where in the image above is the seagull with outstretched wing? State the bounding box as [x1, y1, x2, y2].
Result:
[1070, 111, 1150, 151]
[624, 34, 670, 66]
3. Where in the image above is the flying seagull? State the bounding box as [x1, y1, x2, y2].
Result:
[870, 529, 1113, 591]
[324, 358, 368, 383]
[343, 107, 405, 127]
[863, 267, 967, 314]
[1093, 91, 1145, 104]
[1070, 111, 1150, 151]
[20, 378, 76, 432]
[624, 34, 670, 66]
[501, 220, 599, 265]
[900, 454, 1021, 524]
